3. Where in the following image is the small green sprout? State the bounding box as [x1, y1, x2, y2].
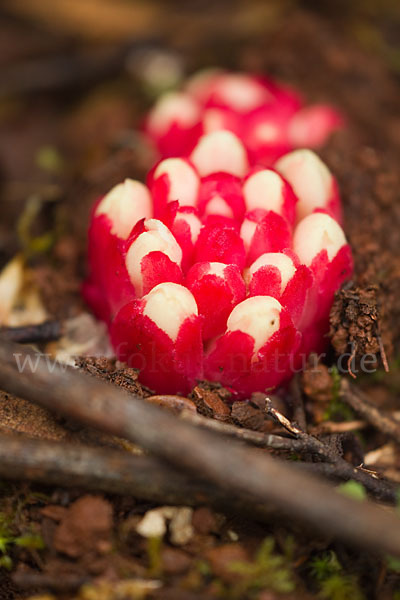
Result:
[337, 481, 367, 501]
[225, 537, 296, 597]
[310, 551, 364, 600]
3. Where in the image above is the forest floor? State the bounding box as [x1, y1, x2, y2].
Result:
[0, 3, 400, 599]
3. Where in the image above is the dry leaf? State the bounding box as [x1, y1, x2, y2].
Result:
[0, 254, 47, 326]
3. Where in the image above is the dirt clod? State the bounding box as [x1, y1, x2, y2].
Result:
[191, 386, 231, 421]
[53, 495, 112, 560]
[206, 544, 249, 582]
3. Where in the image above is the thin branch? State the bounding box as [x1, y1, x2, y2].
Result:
[265, 398, 397, 503]
[0, 433, 269, 514]
[12, 571, 88, 593]
[310, 420, 367, 434]
[340, 379, 400, 443]
[0, 339, 400, 556]
[376, 326, 390, 373]
[184, 410, 384, 498]
[179, 410, 307, 453]
[289, 375, 307, 431]
[0, 320, 62, 344]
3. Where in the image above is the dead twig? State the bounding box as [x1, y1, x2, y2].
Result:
[309, 420, 367, 435]
[376, 327, 390, 373]
[179, 410, 307, 453]
[340, 379, 400, 443]
[0, 433, 272, 515]
[158, 401, 386, 498]
[12, 571, 88, 593]
[289, 375, 307, 431]
[0, 320, 62, 344]
[1, 339, 400, 556]
[347, 344, 357, 379]
[265, 398, 397, 503]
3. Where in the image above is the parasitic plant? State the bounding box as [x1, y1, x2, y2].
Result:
[84, 129, 352, 398]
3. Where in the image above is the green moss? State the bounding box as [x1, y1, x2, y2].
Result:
[310, 551, 364, 600]
[323, 367, 354, 421]
[222, 537, 296, 597]
[337, 481, 367, 501]
[0, 491, 46, 570]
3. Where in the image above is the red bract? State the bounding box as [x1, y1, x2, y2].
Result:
[111, 283, 203, 394]
[144, 70, 343, 166]
[84, 131, 353, 398]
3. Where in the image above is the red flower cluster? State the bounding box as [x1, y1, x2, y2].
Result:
[84, 126, 353, 398]
[144, 70, 343, 166]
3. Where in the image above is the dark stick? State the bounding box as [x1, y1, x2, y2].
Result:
[289, 375, 307, 431]
[0, 320, 62, 344]
[1, 340, 400, 557]
[265, 398, 397, 503]
[0, 433, 267, 513]
[340, 379, 400, 443]
[180, 410, 308, 453]
[12, 572, 88, 593]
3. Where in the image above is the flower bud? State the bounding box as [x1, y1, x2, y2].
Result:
[293, 212, 346, 267]
[190, 130, 249, 178]
[205, 296, 299, 398]
[150, 158, 200, 217]
[288, 105, 343, 148]
[83, 180, 152, 320]
[95, 179, 152, 240]
[275, 149, 341, 222]
[111, 282, 203, 394]
[125, 219, 183, 296]
[242, 168, 297, 225]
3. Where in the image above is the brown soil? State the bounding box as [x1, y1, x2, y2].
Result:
[0, 4, 400, 600]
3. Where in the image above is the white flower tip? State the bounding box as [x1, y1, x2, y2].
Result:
[253, 121, 281, 143]
[95, 179, 152, 240]
[214, 73, 270, 112]
[175, 211, 202, 244]
[154, 158, 200, 207]
[243, 170, 285, 214]
[204, 262, 228, 278]
[202, 109, 230, 134]
[125, 219, 182, 295]
[147, 91, 200, 135]
[190, 130, 249, 178]
[249, 253, 296, 293]
[227, 296, 282, 357]
[184, 68, 223, 100]
[143, 282, 198, 341]
[239, 218, 257, 252]
[293, 213, 346, 266]
[275, 149, 333, 222]
[204, 195, 234, 218]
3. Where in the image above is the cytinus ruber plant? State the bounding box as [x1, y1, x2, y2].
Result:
[144, 70, 343, 166]
[83, 130, 352, 398]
